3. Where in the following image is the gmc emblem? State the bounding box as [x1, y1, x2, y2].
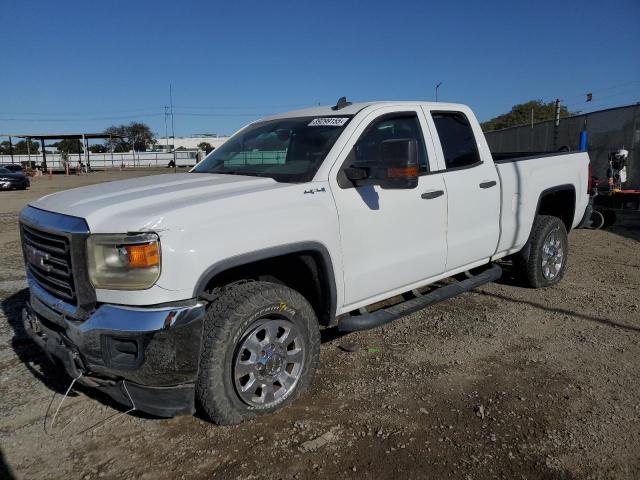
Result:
[25, 245, 52, 272]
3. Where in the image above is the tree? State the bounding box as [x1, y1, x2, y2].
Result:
[89, 144, 106, 153]
[0, 139, 40, 155]
[55, 138, 84, 154]
[198, 142, 214, 153]
[104, 122, 155, 151]
[481, 100, 579, 132]
[14, 139, 40, 154]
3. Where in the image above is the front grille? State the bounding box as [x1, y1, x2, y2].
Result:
[22, 224, 77, 304]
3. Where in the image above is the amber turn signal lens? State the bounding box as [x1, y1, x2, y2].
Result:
[387, 165, 419, 178]
[125, 242, 160, 268]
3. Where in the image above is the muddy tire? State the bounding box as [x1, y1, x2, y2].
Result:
[514, 215, 569, 288]
[196, 281, 320, 425]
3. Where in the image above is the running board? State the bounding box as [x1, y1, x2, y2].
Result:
[338, 263, 502, 332]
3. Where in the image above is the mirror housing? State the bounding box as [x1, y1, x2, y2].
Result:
[344, 166, 368, 182]
[378, 138, 419, 189]
[341, 138, 419, 189]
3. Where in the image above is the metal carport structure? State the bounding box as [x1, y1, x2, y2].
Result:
[1, 132, 121, 171]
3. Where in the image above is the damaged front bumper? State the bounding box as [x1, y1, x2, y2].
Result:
[22, 280, 205, 417]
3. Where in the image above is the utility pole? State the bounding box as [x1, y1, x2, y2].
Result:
[552, 98, 561, 151]
[531, 108, 534, 129]
[435, 82, 442, 102]
[8, 136, 14, 164]
[164, 106, 169, 149]
[170, 84, 176, 173]
[131, 133, 136, 168]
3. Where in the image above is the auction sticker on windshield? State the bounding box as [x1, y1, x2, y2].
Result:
[308, 117, 349, 127]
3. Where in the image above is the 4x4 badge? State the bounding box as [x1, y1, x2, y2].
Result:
[303, 187, 326, 195]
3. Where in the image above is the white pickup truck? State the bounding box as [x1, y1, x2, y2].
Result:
[20, 99, 590, 424]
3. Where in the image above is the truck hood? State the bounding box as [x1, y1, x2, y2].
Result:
[30, 173, 286, 232]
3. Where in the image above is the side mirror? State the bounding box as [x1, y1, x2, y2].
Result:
[344, 166, 367, 182]
[340, 138, 419, 189]
[378, 138, 419, 189]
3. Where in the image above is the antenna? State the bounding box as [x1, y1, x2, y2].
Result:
[331, 96, 352, 111]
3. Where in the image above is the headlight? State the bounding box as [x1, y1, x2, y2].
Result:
[87, 233, 161, 289]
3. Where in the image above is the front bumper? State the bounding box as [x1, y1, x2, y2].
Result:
[22, 285, 205, 417]
[1, 179, 29, 189]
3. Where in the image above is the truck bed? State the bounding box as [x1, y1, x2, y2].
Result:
[492, 151, 590, 259]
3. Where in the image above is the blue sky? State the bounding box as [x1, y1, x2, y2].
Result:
[1, 0, 639, 138]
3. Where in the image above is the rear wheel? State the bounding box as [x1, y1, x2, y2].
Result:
[514, 215, 569, 288]
[196, 281, 320, 425]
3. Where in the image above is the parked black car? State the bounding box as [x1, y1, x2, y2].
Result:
[0, 167, 30, 190]
[0, 163, 25, 173]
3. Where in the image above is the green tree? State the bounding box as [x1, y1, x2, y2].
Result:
[1, 140, 40, 154]
[14, 139, 41, 154]
[481, 100, 579, 132]
[89, 144, 106, 153]
[104, 122, 155, 151]
[55, 138, 84, 154]
[198, 142, 214, 153]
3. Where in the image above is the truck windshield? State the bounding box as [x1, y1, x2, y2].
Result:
[192, 116, 352, 183]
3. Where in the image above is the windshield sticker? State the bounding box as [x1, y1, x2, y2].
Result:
[308, 117, 349, 127]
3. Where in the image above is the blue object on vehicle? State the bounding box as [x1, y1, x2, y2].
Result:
[579, 130, 588, 151]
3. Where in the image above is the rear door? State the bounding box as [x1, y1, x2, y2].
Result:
[423, 108, 500, 270]
[329, 106, 447, 308]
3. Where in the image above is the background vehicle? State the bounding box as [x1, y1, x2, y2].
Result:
[20, 100, 590, 424]
[1, 163, 25, 173]
[0, 166, 30, 190]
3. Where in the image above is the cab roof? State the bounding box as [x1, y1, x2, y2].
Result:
[261, 101, 469, 121]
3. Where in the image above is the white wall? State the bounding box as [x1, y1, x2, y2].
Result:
[154, 135, 229, 150]
[0, 150, 201, 170]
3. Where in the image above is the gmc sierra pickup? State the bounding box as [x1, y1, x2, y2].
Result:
[20, 99, 590, 424]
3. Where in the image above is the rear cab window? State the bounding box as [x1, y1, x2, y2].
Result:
[431, 111, 481, 170]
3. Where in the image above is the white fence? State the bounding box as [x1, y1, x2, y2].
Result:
[0, 150, 202, 171]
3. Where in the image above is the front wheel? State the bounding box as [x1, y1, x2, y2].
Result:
[514, 215, 569, 288]
[196, 281, 320, 425]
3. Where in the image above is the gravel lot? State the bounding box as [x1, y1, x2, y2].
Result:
[1, 170, 639, 480]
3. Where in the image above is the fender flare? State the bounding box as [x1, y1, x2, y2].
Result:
[192, 241, 338, 323]
[534, 184, 576, 229]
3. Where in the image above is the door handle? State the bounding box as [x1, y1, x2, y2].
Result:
[479, 180, 497, 189]
[421, 190, 444, 200]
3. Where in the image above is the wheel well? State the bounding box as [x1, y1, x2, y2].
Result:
[536, 187, 575, 231]
[200, 250, 335, 326]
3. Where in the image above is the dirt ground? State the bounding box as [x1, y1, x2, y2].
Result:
[1, 170, 639, 480]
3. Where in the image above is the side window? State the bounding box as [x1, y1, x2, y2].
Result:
[431, 111, 481, 169]
[353, 114, 429, 174]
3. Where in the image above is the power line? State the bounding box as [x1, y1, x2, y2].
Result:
[173, 103, 308, 110]
[173, 112, 270, 117]
[1, 107, 165, 116]
[0, 111, 270, 122]
[0, 113, 167, 122]
[555, 79, 640, 104]
[565, 89, 640, 108]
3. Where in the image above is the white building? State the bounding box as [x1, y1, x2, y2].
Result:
[153, 134, 230, 151]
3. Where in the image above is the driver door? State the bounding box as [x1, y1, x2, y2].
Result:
[329, 106, 448, 309]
